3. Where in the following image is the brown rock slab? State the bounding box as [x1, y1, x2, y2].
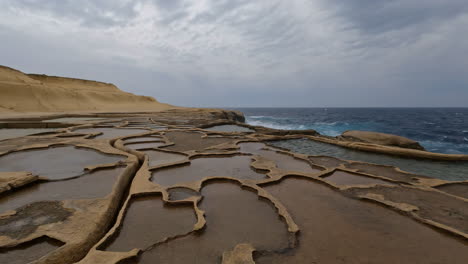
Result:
[239, 143, 320, 173]
[436, 182, 468, 200]
[323, 170, 396, 187]
[0, 167, 124, 214]
[151, 156, 266, 186]
[74, 128, 148, 139]
[340, 130, 425, 150]
[0, 201, 72, 239]
[308, 156, 348, 168]
[123, 136, 162, 143]
[0, 172, 37, 194]
[0, 145, 124, 180]
[347, 185, 468, 234]
[163, 131, 232, 152]
[102, 195, 196, 252]
[345, 162, 425, 183]
[257, 177, 468, 264]
[135, 181, 290, 263]
[142, 150, 186, 167]
[168, 188, 200, 201]
[124, 141, 165, 150]
[0, 236, 64, 264]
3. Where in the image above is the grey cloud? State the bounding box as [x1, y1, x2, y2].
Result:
[7, 0, 139, 27]
[324, 0, 468, 34]
[1, 0, 468, 107]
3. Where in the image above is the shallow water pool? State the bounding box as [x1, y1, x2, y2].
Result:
[269, 139, 468, 181]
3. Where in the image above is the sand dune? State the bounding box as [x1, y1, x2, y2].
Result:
[0, 65, 175, 113]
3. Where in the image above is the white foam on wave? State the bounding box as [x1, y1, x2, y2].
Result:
[419, 140, 465, 154]
[247, 115, 291, 121]
[246, 120, 303, 130]
[246, 119, 344, 137]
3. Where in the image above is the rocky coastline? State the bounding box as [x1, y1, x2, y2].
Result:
[0, 66, 467, 263]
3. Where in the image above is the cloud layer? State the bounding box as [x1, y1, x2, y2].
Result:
[1, 0, 467, 107]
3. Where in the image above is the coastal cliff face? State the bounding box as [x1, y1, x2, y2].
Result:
[0, 66, 173, 113]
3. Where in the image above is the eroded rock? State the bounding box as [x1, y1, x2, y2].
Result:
[339, 130, 425, 150]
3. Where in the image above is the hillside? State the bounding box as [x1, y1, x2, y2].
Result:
[0, 65, 175, 113]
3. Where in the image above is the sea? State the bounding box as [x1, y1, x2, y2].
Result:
[232, 108, 468, 155]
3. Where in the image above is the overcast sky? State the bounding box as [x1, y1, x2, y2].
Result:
[1, 0, 467, 107]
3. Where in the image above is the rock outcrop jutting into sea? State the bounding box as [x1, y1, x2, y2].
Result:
[339, 130, 426, 150]
[0, 66, 467, 264]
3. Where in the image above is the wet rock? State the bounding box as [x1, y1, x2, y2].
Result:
[101, 195, 196, 252]
[0, 172, 37, 194]
[339, 130, 425, 150]
[168, 188, 200, 201]
[435, 182, 468, 200]
[0, 236, 64, 264]
[258, 177, 468, 264]
[0, 201, 72, 239]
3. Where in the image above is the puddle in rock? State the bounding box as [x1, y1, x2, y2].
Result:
[256, 177, 468, 264]
[0, 236, 64, 264]
[347, 185, 468, 234]
[309, 156, 348, 168]
[323, 170, 396, 187]
[126, 123, 166, 130]
[344, 162, 423, 183]
[270, 139, 468, 181]
[0, 167, 124, 214]
[0, 201, 72, 239]
[135, 182, 290, 263]
[124, 118, 150, 123]
[205, 125, 254, 133]
[239, 143, 320, 173]
[125, 142, 165, 150]
[45, 117, 106, 123]
[168, 188, 200, 201]
[74, 128, 148, 139]
[149, 126, 167, 130]
[163, 131, 232, 152]
[151, 156, 266, 186]
[238, 142, 265, 153]
[146, 124, 167, 130]
[0, 128, 58, 141]
[435, 183, 468, 200]
[0, 146, 124, 180]
[102, 195, 196, 252]
[142, 150, 187, 167]
[124, 136, 162, 143]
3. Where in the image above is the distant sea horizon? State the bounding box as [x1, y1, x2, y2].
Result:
[229, 107, 468, 155]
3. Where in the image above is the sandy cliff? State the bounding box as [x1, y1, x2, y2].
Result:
[0, 65, 175, 113]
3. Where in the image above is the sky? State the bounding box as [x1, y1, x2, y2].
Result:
[1, 0, 468, 107]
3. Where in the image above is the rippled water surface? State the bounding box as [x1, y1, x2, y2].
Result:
[233, 108, 468, 154]
[270, 139, 468, 181]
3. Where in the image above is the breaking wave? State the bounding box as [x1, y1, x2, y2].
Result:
[237, 107, 468, 154]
